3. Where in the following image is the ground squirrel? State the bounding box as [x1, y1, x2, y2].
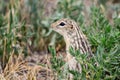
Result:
[51, 18, 92, 79]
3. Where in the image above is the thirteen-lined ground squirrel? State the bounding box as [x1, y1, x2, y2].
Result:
[51, 18, 93, 79]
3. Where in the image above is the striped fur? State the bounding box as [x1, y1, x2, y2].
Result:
[51, 18, 92, 79]
[51, 18, 92, 55]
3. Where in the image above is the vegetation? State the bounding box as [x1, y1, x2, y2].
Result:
[0, 0, 120, 80]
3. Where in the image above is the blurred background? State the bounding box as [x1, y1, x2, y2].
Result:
[0, 0, 120, 79]
[0, 0, 119, 52]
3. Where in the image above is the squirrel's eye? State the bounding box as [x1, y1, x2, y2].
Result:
[59, 22, 65, 26]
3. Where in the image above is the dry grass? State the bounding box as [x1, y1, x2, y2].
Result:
[0, 0, 120, 80]
[0, 52, 57, 80]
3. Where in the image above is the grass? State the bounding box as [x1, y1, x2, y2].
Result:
[0, 0, 120, 80]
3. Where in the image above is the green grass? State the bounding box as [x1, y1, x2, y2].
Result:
[0, 0, 120, 80]
[49, 6, 120, 80]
